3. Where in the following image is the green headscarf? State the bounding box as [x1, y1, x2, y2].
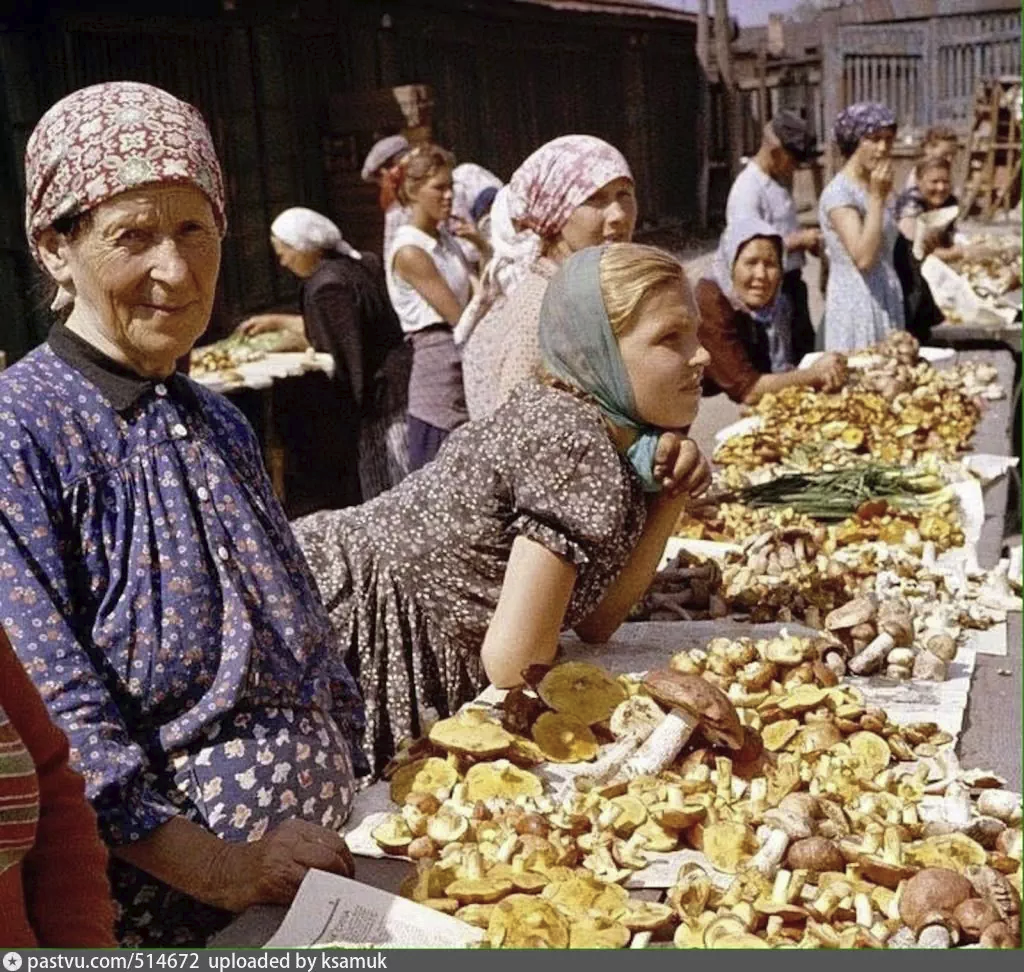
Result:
[538, 245, 663, 492]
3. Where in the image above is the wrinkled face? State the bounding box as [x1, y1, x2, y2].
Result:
[271, 235, 320, 278]
[410, 167, 454, 225]
[855, 127, 896, 169]
[616, 280, 710, 430]
[54, 185, 220, 374]
[559, 177, 638, 252]
[919, 166, 953, 209]
[732, 237, 783, 310]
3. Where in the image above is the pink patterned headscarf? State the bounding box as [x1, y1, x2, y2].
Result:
[24, 81, 226, 267]
[454, 134, 633, 343]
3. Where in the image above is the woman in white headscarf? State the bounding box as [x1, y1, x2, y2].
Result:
[239, 207, 410, 508]
[695, 218, 846, 404]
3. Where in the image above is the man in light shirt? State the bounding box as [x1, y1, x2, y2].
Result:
[362, 134, 410, 257]
[726, 111, 820, 363]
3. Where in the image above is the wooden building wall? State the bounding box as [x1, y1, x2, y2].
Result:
[0, 0, 701, 363]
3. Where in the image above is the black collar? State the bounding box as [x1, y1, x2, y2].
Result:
[48, 322, 197, 412]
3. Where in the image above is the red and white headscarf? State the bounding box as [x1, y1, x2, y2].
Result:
[24, 81, 226, 268]
[454, 134, 633, 343]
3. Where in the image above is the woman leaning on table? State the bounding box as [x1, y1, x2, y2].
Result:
[696, 217, 847, 405]
[294, 242, 712, 775]
[819, 102, 906, 351]
[0, 627, 116, 947]
[0, 82, 362, 947]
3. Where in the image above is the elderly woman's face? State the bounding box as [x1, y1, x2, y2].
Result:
[617, 280, 709, 430]
[559, 177, 638, 253]
[55, 185, 220, 374]
[733, 237, 782, 310]
[271, 236, 320, 279]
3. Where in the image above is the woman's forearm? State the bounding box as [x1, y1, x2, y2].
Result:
[574, 491, 689, 643]
[111, 816, 245, 913]
[852, 196, 886, 270]
[743, 368, 819, 405]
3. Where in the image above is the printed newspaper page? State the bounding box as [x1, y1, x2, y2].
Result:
[264, 869, 484, 948]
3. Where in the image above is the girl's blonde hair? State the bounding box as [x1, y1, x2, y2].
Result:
[598, 243, 689, 336]
[394, 144, 455, 206]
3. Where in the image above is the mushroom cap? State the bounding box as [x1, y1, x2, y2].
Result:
[641, 670, 743, 749]
[786, 836, 845, 873]
[954, 898, 1001, 941]
[899, 867, 974, 932]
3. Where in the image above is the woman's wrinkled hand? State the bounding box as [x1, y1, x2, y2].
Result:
[216, 818, 355, 913]
[236, 315, 282, 337]
[652, 433, 712, 499]
[809, 352, 848, 393]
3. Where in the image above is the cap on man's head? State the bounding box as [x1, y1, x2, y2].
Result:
[770, 110, 817, 163]
[361, 134, 410, 183]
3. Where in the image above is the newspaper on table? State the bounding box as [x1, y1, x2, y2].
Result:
[921, 255, 1020, 328]
[264, 869, 483, 948]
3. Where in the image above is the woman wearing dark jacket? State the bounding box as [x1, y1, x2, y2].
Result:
[696, 218, 847, 405]
[241, 208, 411, 508]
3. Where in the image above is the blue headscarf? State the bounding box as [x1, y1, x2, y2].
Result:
[538, 245, 664, 493]
[834, 102, 897, 158]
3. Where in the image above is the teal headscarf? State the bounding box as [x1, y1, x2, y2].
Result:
[538, 245, 664, 492]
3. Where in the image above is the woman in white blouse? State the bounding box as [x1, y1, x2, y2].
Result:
[385, 145, 485, 470]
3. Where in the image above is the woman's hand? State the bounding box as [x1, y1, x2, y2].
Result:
[216, 819, 355, 913]
[652, 433, 711, 499]
[869, 160, 894, 200]
[236, 315, 284, 337]
[809, 352, 848, 392]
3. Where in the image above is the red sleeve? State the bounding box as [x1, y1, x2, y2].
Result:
[696, 279, 763, 404]
[0, 631, 117, 946]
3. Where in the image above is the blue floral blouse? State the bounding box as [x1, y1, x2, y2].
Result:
[0, 326, 366, 944]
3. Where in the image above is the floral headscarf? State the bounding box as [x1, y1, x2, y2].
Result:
[833, 102, 897, 157]
[24, 82, 226, 268]
[454, 135, 633, 344]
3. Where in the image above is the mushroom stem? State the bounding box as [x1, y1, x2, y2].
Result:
[942, 782, 972, 830]
[917, 925, 952, 949]
[849, 633, 896, 676]
[855, 892, 874, 927]
[630, 932, 653, 949]
[749, 827, 791, 879]
[622, 707, 701, 778]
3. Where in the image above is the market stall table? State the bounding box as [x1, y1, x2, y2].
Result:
[191, 350, 335, 506]
[212, 348, 1021, 947]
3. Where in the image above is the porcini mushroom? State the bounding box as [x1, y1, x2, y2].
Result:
[898, 867, 973, 932]
[624, 671, 742, 778]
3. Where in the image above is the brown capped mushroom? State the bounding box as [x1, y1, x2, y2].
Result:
[625, 671, 743, 777]
[899, 868, 973, 933]
[979, 921, 1015, 948]
[786, 836, 845, 874]
[954, 898, 1001, 942]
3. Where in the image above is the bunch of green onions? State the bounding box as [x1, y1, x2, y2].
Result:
[735, 464, 952, 521]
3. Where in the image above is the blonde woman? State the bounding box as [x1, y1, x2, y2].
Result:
[294, 243, 712, 773]
[385, 145, 483, 469]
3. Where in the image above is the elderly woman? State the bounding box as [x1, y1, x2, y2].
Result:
[819, 102, 906, 351]
[239, 207, 410, 506]
[697, 219, 846, 404]
[1, 627, 116, 947]
[0, 82, 363, 946]
[459, 135, 637, 419]
[295, 243, 711, 773]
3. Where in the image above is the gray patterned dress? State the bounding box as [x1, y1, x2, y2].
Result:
[293, 380, 647, 774]
[819, 171, 906, 351]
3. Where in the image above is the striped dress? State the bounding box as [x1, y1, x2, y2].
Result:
[0, 633, 116, 946]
